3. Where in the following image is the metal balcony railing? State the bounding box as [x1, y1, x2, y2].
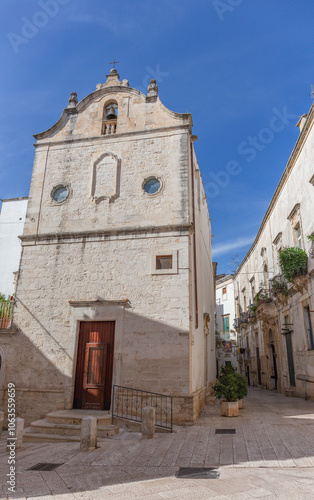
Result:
[240, 312, 248, 325]
[233, 318, 241, 330]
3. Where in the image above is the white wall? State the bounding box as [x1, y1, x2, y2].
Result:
[0, 198, 28, 297]
[233, 103, 314, 395]
[216, 276, 236, 338]
[216, 276, 237, 373]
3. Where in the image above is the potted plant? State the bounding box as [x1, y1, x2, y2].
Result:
[233, 372, 248, 409]
[214, 371, 240, 417]
[271, 279, 288, 297]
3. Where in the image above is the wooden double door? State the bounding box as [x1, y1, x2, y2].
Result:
[74, 321, 115, 410]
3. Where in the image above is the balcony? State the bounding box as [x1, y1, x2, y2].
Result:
[233, 318, 241, 331]
[239, 312, 249, 326]
[269, 274, 288, 306]
[0, 297, 14, 329]
[253, 289, 276, 326]
[247, 305, 257, 324]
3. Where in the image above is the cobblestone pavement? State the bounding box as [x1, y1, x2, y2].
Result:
[1, 388, 314, 499]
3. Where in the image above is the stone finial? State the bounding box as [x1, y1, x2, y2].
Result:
[147, 79, 158, 97]
[102, 67, 122, 88]
[68, 92, 78, 108]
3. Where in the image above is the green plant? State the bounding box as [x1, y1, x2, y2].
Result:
[0, 294, 14, 321]
[271, 279, 288, 296]
[253, 291, 272, 305]
[220, 364, 236, 376]
[307, 234, 314, 242]
[279, 247, 308, 283]
[214, 374, 239, 402]
[233, 372, 248, 400]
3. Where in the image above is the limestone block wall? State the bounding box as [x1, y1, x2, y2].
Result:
[190, 149, 216, 394]
[3, 231, 191, 424]
[25, 130, 189, 237]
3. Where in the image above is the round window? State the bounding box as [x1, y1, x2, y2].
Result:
[52, 186, 69, 203]
[143, 177, 161, 195]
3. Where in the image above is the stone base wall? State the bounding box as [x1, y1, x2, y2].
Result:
[2, 388, 65, 428]
[1, 385, 213, 429]
[172, 386, 208, 425]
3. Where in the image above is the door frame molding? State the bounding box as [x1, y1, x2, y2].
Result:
[65, 299, 129, 410]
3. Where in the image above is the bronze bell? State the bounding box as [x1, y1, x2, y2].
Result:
[106, 107, 117, 120]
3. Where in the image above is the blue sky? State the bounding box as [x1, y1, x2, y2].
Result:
[1, 0, 313, 275]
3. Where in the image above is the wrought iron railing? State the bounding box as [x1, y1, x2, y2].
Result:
[233, 318, 241, 330]
[0, 298, 14, 329]
[111, 385, 173, 432]
[268, 275, 287, 296]
[240, 312, 248, 325]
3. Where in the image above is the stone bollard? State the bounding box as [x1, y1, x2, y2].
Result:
[0, 411, 4, 439]
[15, 418, 24, 450]
[80, 416, 97, 451]
[142, 406, 155, 439]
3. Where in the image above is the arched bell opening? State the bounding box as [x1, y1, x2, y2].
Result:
[102, 100, 118, 135]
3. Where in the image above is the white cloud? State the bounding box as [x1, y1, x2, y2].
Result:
[212, 236, 255, 257]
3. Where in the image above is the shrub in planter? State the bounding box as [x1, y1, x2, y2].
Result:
[220, 364, 236, 376]
[279, 247, 308, 283]
[233, 372, 248, 404]
[214, 374, 239, 402]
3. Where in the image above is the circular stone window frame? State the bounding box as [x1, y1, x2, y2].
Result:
[142, 175, 164, 197]
[50, 183, 72, 205]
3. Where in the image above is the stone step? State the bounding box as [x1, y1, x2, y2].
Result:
[23, 425, 119, 443]
[23, 430, 81, 443]
[46, 410, 111, 426]
[27, 419, 119, 438]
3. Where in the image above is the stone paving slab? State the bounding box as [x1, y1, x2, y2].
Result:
[1, 388, 314, 499]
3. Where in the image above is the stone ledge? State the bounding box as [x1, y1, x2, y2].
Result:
[296, 374, 314, 383]
[20, 223, 192, 244]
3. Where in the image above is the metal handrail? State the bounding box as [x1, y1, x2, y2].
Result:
[111, 385, 173, 432]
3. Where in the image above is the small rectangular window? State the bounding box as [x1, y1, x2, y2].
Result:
[151, 250, 178, 275]
[156, 255, 172, 270]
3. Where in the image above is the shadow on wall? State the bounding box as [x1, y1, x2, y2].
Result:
[0, 297, 196, 426]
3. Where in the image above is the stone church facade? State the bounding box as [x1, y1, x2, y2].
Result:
[1, 69, 216, 426]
